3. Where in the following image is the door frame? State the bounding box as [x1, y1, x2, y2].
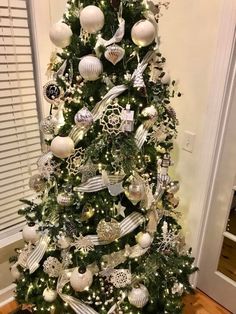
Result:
[194, 0, 236, 285]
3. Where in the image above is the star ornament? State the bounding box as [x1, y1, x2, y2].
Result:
[73, 234, 95, 253]
[115, 202, 126, 218]
[78, 158, 97, 183]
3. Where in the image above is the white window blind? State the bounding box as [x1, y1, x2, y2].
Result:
[0, 0, 42, 239]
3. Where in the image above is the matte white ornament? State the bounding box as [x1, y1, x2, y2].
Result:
[50, 136, 74, 159]
[131, 20, 156, 47]
[104, 45, 125, 65]
[57, 235, 71, 249]
[43, 288, 57, 302]
[11, 265, 21, 280]
[161, 72, 171, 84]
[79, 56, 103, 81]
[22, 223, 40, 244]
[49, 21, 72, 48]
[136, 232, 153, 249]
[70, 267, 93, 292]
[128, 284, 149, 308]
[141, 105, 157, 118]
[80, 5, 104, 34]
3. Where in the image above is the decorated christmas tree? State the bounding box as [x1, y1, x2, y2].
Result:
[11, 1, 197, 313]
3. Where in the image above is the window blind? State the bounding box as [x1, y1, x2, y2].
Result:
[0, 0, 42, 239]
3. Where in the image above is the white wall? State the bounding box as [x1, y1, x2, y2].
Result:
[158, 0, 223, 256]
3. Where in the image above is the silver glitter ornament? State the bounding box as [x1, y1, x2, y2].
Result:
[74, 106, 93, 128]
[39, 115, 58, 135]
[29, 174, 46, 192]
[57, 192, 74, 206]
[128, 284, 149, 308]
[43, 257, 62, 277]
[97, 217, 121, 242]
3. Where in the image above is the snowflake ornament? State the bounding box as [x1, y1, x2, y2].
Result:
[43, 257, 62, 277]
[109, 269, 132, 288]
[73, 234, 95, 253]
[149, 124, 168, 145]
[156, 223, 181, 253]
[61, 250, 73, 268]
[66, 148, 85, 176]
[100, 101, 124, 135]
[37, 152, 59, 179]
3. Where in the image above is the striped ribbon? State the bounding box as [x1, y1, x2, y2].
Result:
[74, 173, 124, 193]
[27, 234, 50, 274]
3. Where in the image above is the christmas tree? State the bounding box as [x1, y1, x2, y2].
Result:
[11, 1, 197, 313]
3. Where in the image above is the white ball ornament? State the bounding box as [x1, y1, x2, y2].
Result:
[50, 136, 74, 159]
[49, 21, 72, 48]
[79, 56, 103, 81]
[136, 232, 153, 249]
[80, 5, 104, 34]
[11, 265, 21, 280]
[128, 284, 149, 308]
[70, 267, 93, 292]
[43, 288, 57, 302]
[131, 20, 156, 47]
[22, 222, 40, 244]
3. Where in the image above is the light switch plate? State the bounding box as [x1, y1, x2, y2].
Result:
[183, 131, 196, 153]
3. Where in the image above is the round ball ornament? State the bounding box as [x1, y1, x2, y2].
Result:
[43, 288, 57, 302]
[57, 234, 71, 249]
[57, 192, 74, 207]
[80, 5, 104, 34]
[43, 81, 62, 104]
[125, 182, 145, 205]
[70, 267, 93, 292]
[49, 21, 72, 48]
[128, 284, 149, 308]
[50, 136, 74, 159]
[131, 20, 156, 47]
[11, 265, 21, 280]
[167, 181, 180, 194]
[97, 217, 121, 242]
[40, 115, 58, 135]
[74, 107, 93, 128]
[136, 232, 153, 249]
[29, 174, 46, 193]
[79, 56, 103, 81]
[22, 222, 40, 244]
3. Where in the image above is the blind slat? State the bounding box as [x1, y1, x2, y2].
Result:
[0, 71, 33, 82]
[0, 35, 30, 46]
[0, 169, 38, 190]
[0, 79, 35, 90]
[0, 143, 41, 160]
[0, 54, 31, 63]
[0, 8, 27, 18]
[0, 124, 39, 138]
[0, 217, 26, 233]
[0, 0, 27, 9]
[0, 27, 29, 37]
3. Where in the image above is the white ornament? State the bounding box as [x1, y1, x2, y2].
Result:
[57, 234, 71, 249]
[141, 105, 157, 118]
[37, 152, 58, 179]
[161, 72, 171, 84]
[80, 5, 104, 34]
[136, 232, 153, 249]
[43, 288, 57, 302]
[43, 257, 62, 278]
[172, 282, 184, 295]
[22, 223, 40, 244]
[131, 20, 156, 47]
[79, 56, 103, 81]
[50, 136, 74, 159]
[74, 106, 93, 128]
[11, 265, 21, 280]
[104, 45, 125, 65]
[128, 284, 149, 308]
[73, 234, 95, 253]
[70, 267, 93, 292]
[121, 104, 134, 132]
[57, 192, 74, 206]
[110, 269, 132, 288]
[49, 21, 72, 48]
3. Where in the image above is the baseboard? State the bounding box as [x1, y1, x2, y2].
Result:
[0, 284, 15, 308]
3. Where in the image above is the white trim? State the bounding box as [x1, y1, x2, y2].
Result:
[0, 284, 15, 308]
[223, 231, 236, 243]
[193, 0, 236, 285]
[0, 231, 23, 249]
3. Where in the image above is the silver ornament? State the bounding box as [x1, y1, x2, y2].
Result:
[57, 192, 74, 206]
[97, 217, 121, 242]
[125, 181, 145, 205]
[74, 106, 93, 128]
[104, 45, 125, 65]
[43, 257, 62, 277]
[40, 115, 58, 135]
[43, 80, 62, 104]
[29, 174, 46, 192]
[110, 269, 132, 288]
[167, 181, 180, 194]
[128, 284, 149, 308]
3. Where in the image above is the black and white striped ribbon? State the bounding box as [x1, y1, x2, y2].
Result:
[27, 234, 50, 274]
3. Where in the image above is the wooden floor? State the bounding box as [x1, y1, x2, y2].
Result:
[0, 290, 232, 314]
